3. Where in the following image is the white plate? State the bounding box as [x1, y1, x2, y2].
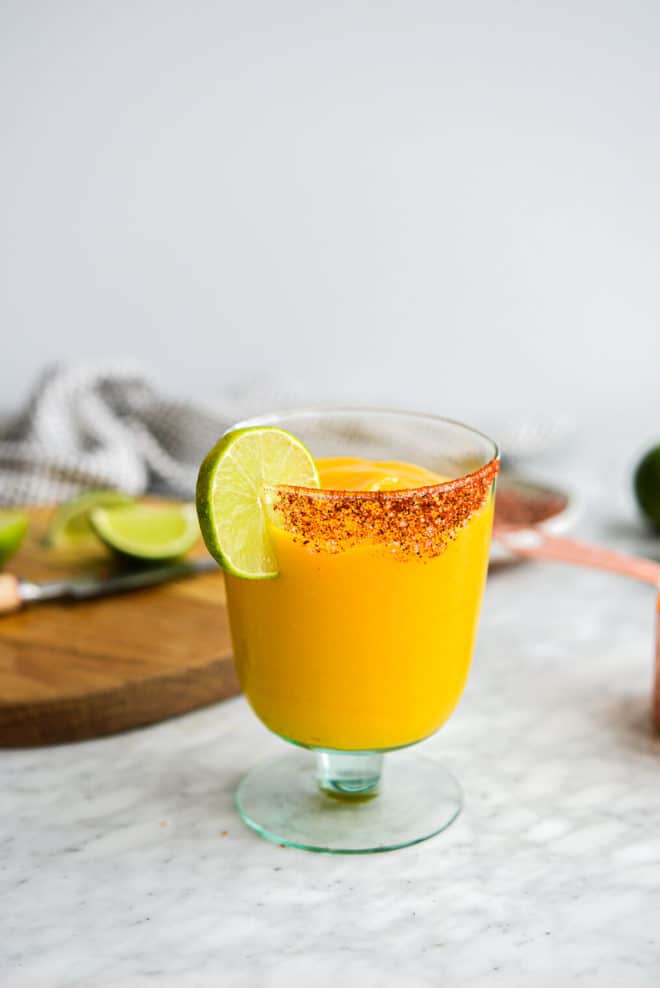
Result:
[490, 474, 580, 566]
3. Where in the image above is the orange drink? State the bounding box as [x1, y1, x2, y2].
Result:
[197, 409, 499, 852]
[226, 453, 496, 751]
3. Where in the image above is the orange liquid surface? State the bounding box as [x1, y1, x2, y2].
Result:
[225, 457, 494, 751]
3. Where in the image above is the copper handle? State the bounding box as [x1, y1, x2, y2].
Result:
[493, 524, 660, 587]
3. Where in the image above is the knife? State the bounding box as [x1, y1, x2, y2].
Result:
[0, 557, 218, 615]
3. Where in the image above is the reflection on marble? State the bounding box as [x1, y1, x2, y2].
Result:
[2, 415, 660, 986]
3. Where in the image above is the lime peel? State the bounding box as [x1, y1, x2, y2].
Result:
[0, 511, 29, 566]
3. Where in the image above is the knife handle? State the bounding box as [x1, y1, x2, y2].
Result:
[0, 574, 23, 615]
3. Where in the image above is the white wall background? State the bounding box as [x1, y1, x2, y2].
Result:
[1, 1, 659, 420]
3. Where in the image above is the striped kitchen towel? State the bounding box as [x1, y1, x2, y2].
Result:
[0, 360, 230, 506]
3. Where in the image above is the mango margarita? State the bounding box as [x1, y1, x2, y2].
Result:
[225, 456, 496, 752]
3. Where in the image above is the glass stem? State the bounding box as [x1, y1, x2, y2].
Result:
[316, 752, 384, 798]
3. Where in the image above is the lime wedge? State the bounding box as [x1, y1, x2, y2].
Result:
[46, 490, 135, 549]
[196, 426, 320, 578]
[0, 511, 29, 565]
[90, 503, 200, 561]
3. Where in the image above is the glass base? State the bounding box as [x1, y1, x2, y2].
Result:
[235, 748, 462, 854]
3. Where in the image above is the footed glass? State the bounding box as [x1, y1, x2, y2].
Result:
[226, 409, 499, 853]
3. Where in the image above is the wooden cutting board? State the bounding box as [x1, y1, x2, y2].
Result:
[0, 506, 239, 747]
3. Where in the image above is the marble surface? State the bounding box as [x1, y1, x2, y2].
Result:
[3, 414, 660, 987]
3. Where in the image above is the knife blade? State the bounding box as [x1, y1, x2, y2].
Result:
[0, 557, 218, 615]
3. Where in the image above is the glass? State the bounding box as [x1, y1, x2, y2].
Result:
[226, 409, 499, 852]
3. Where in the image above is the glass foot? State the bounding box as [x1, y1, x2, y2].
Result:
[235, 748, 462, 854]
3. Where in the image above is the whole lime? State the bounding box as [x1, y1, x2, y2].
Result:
[634, 445, 660, 531]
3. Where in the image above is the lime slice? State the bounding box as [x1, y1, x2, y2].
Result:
[90, 503, 200, 560]
[196, 426, 320, 578]
[0, 511, 29, 565]
[46, 490, 135, 549]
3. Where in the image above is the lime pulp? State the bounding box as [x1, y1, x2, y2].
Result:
[46, 490, 134, 549]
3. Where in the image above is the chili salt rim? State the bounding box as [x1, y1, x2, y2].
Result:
[275, 456, 500, 500]
[270, 456, 500, 558]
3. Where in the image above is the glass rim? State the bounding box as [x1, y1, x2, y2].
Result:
[233, 405, 500, 499]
